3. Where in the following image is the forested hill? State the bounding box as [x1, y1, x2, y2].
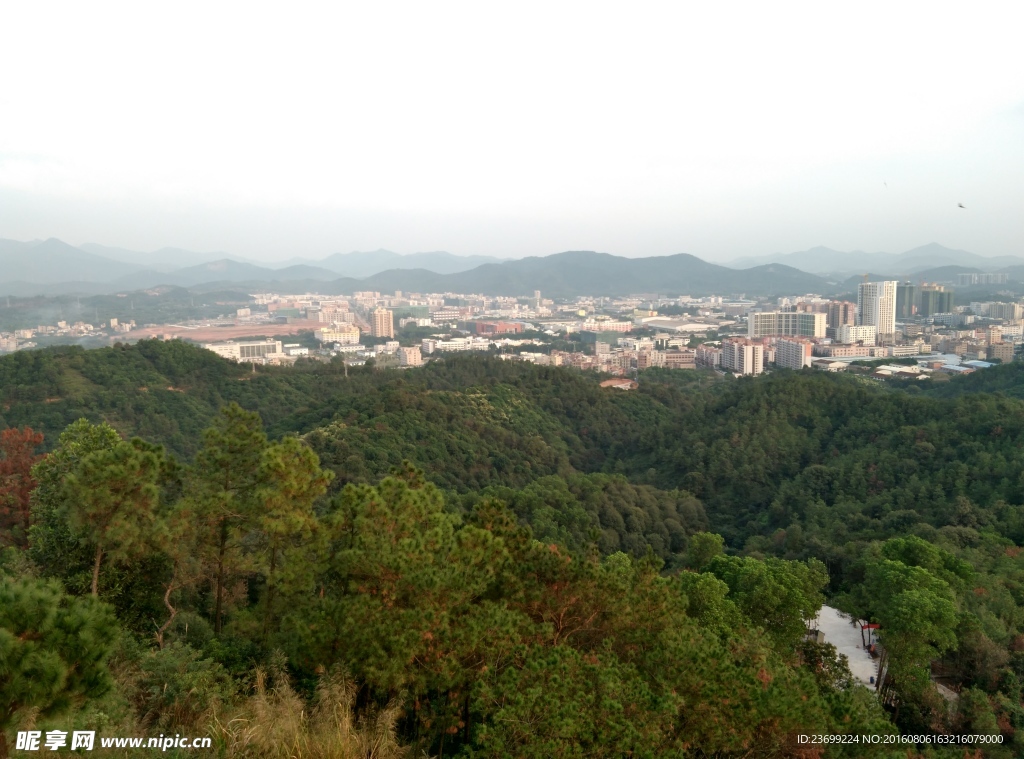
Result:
[6, 341, 1024, 554]
[5, 341, 1024, 753]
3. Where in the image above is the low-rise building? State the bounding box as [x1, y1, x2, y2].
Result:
[318, 325, 361, 345]
[835, 325, 877, 346]
[202, 339, 283, 363]
[398, 346, 423, 366]
[471, 321, 524, 335]
[812, 358, 850, 372]
[580, 320, 633, 333]
[664, 349, 696, 369]
[989, 342, 1015, 363]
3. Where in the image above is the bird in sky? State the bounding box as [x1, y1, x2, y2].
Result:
[958, 203, 966, 208]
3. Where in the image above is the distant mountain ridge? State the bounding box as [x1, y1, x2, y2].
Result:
[1, 237, 1020, 297]
[304, 249, 509, 277]
[730, 243, 1024, 276]
[0, 238, 145, 283]
[109, 259, 344, 289]
[77, 243, 505, 278]
[137, 251, 833, 299]
[78, 243, 245, 270]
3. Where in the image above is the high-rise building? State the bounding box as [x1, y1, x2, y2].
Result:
[721, 338, 764, 375]
[826, 301, 856, 328]
[919, 284, 954, 317]
[747, 311, 825, 338]
[957, 272, 1008, 286]
[825, 301, 856, 339]
[372, 307, 395, 338]
[895, 282, 917, 319]
[988, 302, 1023, 320]
[775, 337, 813, 370]
[857, 281, 897, 337]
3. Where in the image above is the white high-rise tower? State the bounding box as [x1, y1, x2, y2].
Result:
[857, 281, 897, 338]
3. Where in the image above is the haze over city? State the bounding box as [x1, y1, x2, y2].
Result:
[1, 1, 1022, 262]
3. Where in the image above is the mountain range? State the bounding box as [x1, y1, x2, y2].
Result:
[731, 243, 1024, 277]
[0, 238, 1021, 298]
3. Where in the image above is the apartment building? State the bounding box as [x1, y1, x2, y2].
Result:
[835, 324, 877, 346]
[748, 311, 825, 338]
[696, 344, 722, 368]
[826, 301, 857, 337]
[721, 338, 764, 375]
[398, 346, 423, 366]
[989, 342, 1015, 363]
[775, 337, 813, 370]
[857, 281, 897, 337]
[372, 307, 395, 338]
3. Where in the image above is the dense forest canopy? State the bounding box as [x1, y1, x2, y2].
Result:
[3, 340, 1024, 756]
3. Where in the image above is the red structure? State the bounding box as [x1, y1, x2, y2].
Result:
[473, 321, 524, 335]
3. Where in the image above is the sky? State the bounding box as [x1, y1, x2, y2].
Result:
[1, 1, 1022, 263]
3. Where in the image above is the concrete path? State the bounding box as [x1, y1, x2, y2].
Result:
[813, 605, 878, 686]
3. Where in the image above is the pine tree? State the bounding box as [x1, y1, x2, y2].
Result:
[63, 439, 162, 597]
[0, 577, 116, 758]
[189, 403, 268, 635]
[253, 436, 332, 641]
[28, 419, 123, 591]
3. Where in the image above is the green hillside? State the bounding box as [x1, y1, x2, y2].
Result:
[3, 341, 1024, 755]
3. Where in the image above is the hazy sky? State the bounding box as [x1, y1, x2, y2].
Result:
[1, 1, 1022, 262]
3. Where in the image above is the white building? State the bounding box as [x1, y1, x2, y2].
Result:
[580, 320, 633, 333]
[721, 339, 764, 375]
[775, 337, 813, 370]
[857, 281, 897, 338]
[835, 324, 878, 346]
[318, 325, 361, 345]
[202, 339, 283, 363]
[421, 337, 492, 354]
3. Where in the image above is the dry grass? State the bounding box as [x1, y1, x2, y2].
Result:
[212, 664, 409, 759]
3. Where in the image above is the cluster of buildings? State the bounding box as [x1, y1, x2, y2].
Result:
[503, 334, 697, 374]
[0, 318, 137, 354]
[692, 280, 1019, 376]
[170, 279, 1024, 383]
[11, 274, 1021, 388]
